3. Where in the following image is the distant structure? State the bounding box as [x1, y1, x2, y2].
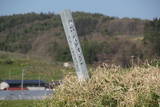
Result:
[63, 62, 73, 68]
[0, 82, 9, 90]
[0, 80, 48, 90]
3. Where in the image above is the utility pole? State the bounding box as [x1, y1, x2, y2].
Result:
[60, 10, 89, 81]
[38, 74, 40, 87]
[9, 70, 11, 80]
[21, 69, 24, 90]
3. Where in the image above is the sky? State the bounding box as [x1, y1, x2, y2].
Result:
[0, 0, 160, 19]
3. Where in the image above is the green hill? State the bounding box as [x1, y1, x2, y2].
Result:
[0, 12, 147, 65]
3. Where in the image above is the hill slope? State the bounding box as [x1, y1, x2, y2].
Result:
[0, 12, 147, 64]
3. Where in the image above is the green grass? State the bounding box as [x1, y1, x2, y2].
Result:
[0, 51, 74, 82]
[0, 100, 38, 107]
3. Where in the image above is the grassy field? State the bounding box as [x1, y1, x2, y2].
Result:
[0, 100, 38, 107]
[0, 51, 74, 82]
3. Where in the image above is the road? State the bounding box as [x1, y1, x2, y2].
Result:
[0, 90, 53, 100]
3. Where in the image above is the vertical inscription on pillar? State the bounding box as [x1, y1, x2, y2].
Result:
[60, 10, 89, 80]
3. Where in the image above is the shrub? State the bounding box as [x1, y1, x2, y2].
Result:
[36, 65, 160, 107]
[144, 18, 160, 57]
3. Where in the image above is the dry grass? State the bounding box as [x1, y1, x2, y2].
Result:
[36, 65, 160, 107]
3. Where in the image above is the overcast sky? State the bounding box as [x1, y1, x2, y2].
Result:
[0, 0, 160, 19]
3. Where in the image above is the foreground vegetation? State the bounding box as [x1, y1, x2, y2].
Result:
[36, 65, 160, 107]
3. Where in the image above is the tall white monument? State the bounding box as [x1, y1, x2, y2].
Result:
[60, 10, 89, 81]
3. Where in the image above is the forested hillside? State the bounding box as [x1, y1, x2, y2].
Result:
[0, 12, 157, 67]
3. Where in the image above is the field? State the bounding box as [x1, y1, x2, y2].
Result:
[0, 100, 37, 107]
[0, 51, 74, 82]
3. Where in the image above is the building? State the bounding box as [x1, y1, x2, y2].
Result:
[1, 80, 48, 90]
